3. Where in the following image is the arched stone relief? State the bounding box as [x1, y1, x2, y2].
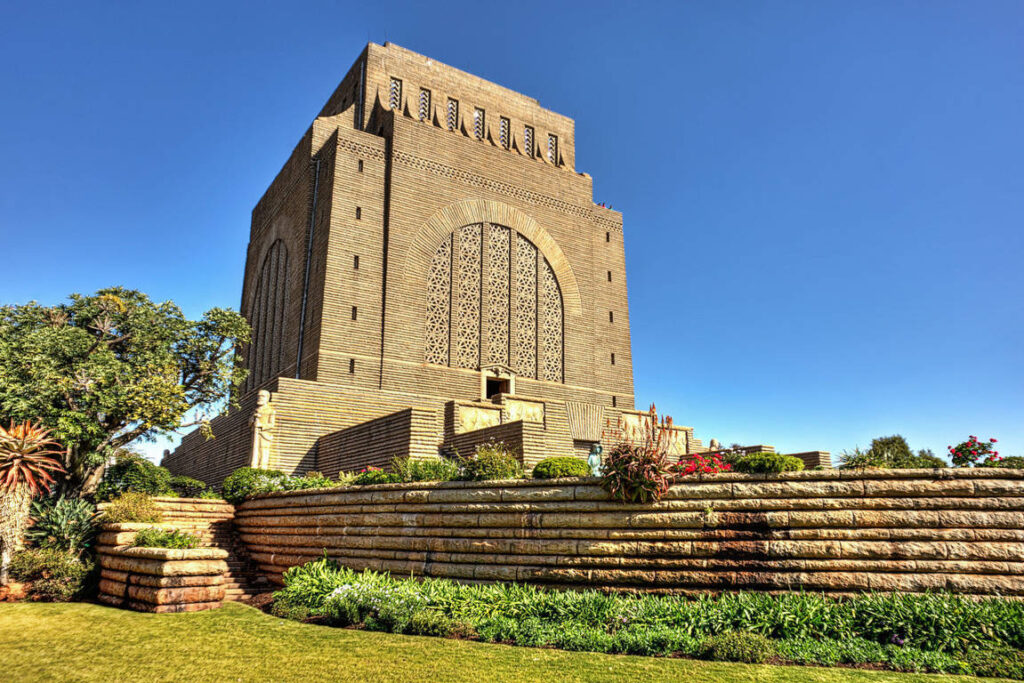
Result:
[245, 238, 290, 391]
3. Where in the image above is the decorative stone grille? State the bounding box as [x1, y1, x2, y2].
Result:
[424, 223, 562, 381]
[424, 233, 451, 365]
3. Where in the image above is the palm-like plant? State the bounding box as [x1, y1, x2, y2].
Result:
[0, 420, 65, 585]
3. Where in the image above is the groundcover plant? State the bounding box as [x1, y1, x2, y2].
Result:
[268, 558, 1024, 679]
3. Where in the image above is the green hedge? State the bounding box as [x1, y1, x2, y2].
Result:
[532, 457, 590, 479]
[733, 453, 805, 474]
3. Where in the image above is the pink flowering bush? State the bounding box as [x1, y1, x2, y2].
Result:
[948, 436, 1000, 468]
[673, 452, 732, 476]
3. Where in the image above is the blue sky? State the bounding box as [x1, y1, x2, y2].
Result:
[1, 1, 1021, 463]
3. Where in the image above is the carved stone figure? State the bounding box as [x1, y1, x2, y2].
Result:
[249, 390, 276, 469]
[709, 438, 721, 451]
[587, 443, 603, 476]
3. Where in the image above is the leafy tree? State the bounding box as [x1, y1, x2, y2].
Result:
[0, 288, 249, 494]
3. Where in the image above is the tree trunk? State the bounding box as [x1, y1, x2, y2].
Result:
[0, 484, 31, 585]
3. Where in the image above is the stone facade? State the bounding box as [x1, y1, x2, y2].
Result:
[164, 42, 642, 483]
[232, 468, 1024, 595]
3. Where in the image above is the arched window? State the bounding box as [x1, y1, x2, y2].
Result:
[246, 239, 289, 391]
[425, 223, 563, 382]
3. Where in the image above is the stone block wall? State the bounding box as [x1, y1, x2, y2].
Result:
[233, 469, 1024, 596]
[318, 407, 438, 476]
[444, 419, 548, 468]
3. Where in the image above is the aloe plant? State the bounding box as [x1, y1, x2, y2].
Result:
[0, 420, 65, 584]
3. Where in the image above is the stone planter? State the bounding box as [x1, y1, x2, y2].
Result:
[96, 523, 229, 613]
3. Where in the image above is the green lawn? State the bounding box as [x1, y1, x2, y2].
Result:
[0, 601, 1001, 682]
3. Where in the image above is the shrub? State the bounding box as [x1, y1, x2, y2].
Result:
[282, 472, 335, 490]
[351, 467, 402, 485]
[131, 527, 201, 549]
[840, 435, 949, 469]
[674, 451, 732, 476]
[9, 547, 94, 601]
[391, 456, 461, 483]
[601, 405, 675, 503]
[458, 442, 523, 481]
[101, 492, 163, 523]
[168, 475, 208, 498]
[966, 647, 1024, 679]
[702, 631, 776, 664]
[407, 610, 458, 637]
[220, 467, 289, 504]
[197, 489, 223, 500]
[733, 453, 805, 474]
[949, 435, 1000, 468]
[25, 496, 97, 554]
[270, 599, 310, 621]
[95, 453, 173, 500]
[532, 456, 590, 479]
[980, 455, 1024, 469]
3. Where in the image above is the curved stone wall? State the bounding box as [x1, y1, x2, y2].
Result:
[234, 469, 1024, 595]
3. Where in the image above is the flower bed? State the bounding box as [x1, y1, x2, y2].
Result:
[268, 559, 1024, 679]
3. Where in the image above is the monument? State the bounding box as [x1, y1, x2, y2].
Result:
[163, 42, 765, 484]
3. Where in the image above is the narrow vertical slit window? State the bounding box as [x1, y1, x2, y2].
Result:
[357, 159, 363, 172]
[353, 255, 360, 270]
[605, 232, 610, 242]
[351, 306, 358, 321]
[612, 396, 617, 408]
[611, 353, 616, 365]
[547, 134, 558, 164]
[523, 125, 534, 157]
[499, 117, 510, 149]
[447, 98, 459, 131]
[356, 207, 362, 220]
[349, 358, 356, 374]
[389, 77, 402, 110]
[607, 271, 612, 282]
[609, 311, 614, 323]
[473, 108, 485, 140]
[418, 88, 431, 121]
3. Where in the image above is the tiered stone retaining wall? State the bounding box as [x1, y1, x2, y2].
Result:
[234, 469, 1024, 595]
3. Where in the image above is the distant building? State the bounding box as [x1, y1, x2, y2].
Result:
[164, 42, 745, 484]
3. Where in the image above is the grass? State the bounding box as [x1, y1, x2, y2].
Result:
[0, 601, 1003, 683]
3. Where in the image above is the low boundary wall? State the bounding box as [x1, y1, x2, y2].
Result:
[234, 469, 1024, 595]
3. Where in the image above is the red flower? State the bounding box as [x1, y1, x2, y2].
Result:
[991, 438, 998, 443]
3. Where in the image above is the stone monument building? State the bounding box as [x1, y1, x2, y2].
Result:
[164, 42, 725, 484]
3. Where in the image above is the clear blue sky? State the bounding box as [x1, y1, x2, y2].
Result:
[2, 1, 1021, 463]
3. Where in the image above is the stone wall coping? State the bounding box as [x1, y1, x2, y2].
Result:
[98, 546, 229, 561]
[238, 468, 1024, 503]
[100, 522, 182, 532]
[151, 497, 231, 505]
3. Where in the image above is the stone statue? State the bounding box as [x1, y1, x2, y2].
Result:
[709, 438, 721, 452]
[587, 443, 604, 476]
[249, 390, 276, 469]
